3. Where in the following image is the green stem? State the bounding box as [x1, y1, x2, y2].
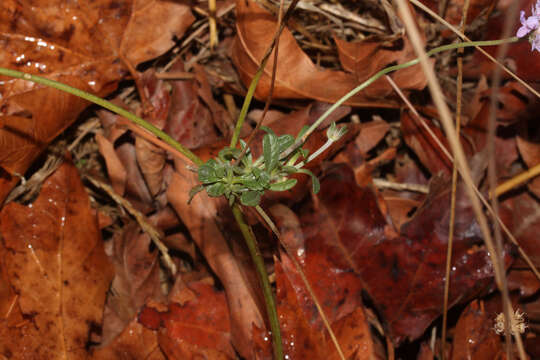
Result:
[229, 68, 265, 149]
[0, 67, 203, 166]
[282, 37, 520, 157]
[232, 204, 283, 360]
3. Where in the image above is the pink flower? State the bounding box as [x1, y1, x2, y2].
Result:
[517, 0, 540, 53]
[517, 10, 539, 38]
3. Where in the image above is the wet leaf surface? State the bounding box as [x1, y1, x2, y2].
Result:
[300, 164, 511, 345]
[0, 0, 194, 202]
[0, 159, 113, 358]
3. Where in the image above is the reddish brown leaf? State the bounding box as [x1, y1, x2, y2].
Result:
[334, 35, 427, 98]
[92, 318, 165, 360]
[401, 111, 454, 175]
[165, 62, 222, 149]
[506, 191, 540, 268]
[0, 159, 113, 358]
[0, 0, 194, 202]
[100, 222, 165, 345]
[300, 164, 511, 345]
[355, 118, 391, 155]
[96, 133, 127, 196]
[254, 254, 383, 360]
[231, 0, 397, 107]
[451, 300, 503, 360]
[138, 281, 235, 359]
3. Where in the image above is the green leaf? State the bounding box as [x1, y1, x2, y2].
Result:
[260, 126, 276, 137]
[277, 134, 294, 154]
[206, 182, 227, 197]
[295, 125, 310, 141]
[253, 168, 270, 187]
[297, 168, 320, 194]
[240, 191, 262, 206]
[243, 175, 264, 191]
[263, 132, 279, 172]
[198, 161, 219, 184]
[188, 185, 204, 204]
[218, 147, 241, 162]
[281, 165, 298, 174]
[269, 178, 297, 192]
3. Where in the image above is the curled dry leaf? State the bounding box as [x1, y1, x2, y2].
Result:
[96, 133, 127, 196]
[231, 0, 397, 108]
[0, 0, 194, 203]
[401, 111, 454, 175]
[0, 159, 113, 359]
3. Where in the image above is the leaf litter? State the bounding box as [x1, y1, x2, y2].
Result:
[1, 0, 540, 359]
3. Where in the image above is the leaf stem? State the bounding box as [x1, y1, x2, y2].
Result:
[282, 37, 520, 157]
[0, 67, 203, 166]
[232, 204, 283, 360]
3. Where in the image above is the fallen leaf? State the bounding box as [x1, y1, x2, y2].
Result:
[92, 319, 165, 360]
[334, 35, 427, 98]
[231, 0, 398, 107]
[300, 164, 511, 345]
[0, 0, 194, 202]
[0, 158, 113, 358]
[100, 222, 165, 345]
[138, 281, 235, 359]
[254, 254, 384, 360]
[451, 300, 503, 360]
[355, 117, 391, 155]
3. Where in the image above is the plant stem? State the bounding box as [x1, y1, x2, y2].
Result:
[282, 37, 520, 158]
[232, 204, 283, 360]
[0, 67, 203, 166]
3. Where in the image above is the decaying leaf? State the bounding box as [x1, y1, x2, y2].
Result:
[0, 159, 113, 358]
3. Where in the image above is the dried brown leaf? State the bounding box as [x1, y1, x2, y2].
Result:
[231, 0, 397, 107]
[0, 159, 113, 359]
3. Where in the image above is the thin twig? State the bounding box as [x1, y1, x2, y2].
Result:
[85, 176, 177, 275]
[372, 178, 429, 194]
